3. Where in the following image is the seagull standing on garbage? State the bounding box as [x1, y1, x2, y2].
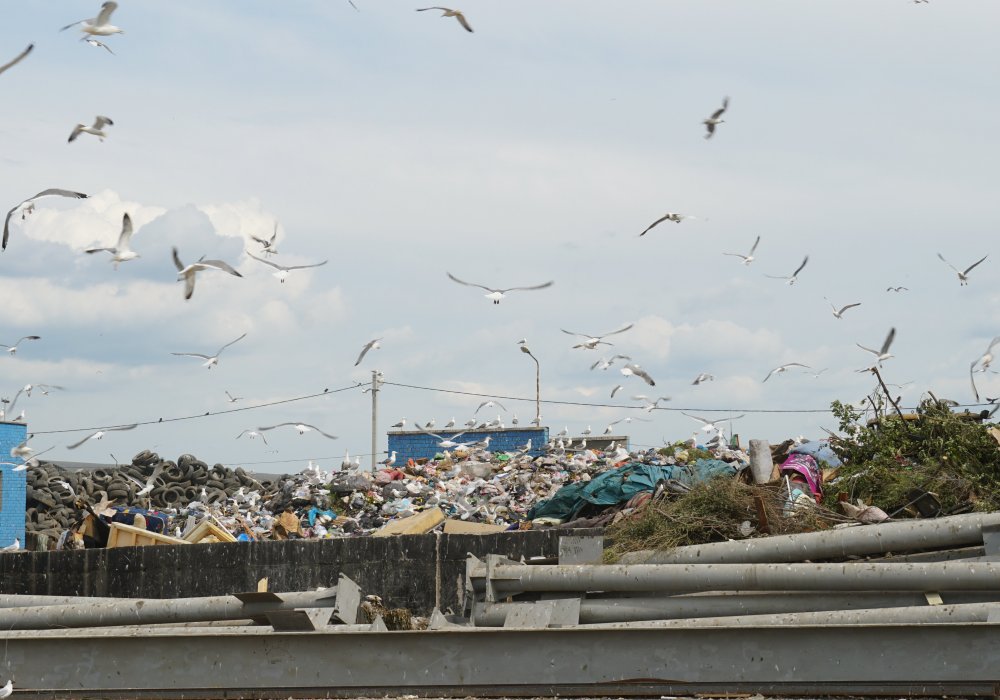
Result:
[763, 363, 810, 382]
[246, 251, 327, 283]
[4, 189, 89, 251]
[937, 252, 988, 286]
[723, 236, 760, 265]
[446, 272, 553, 305]
[857, 327, 896, 367]
[60, 2, 124, 36]
[562, 324, 634, 350]
[0, 335, 40, 356]
[621, 363, 656, 386]
[0, 43, 32, 77]
[171, 333, 247, 369]
[172, 247, 243, 300]
[85, 212, 138, 269]
[825, 298, 862, 319]
[639, 212, 695, 236]
[970, 336, 1000, 402]
[765, 256, 809, 285]
[380, 451, 397, 467]
[68, 115, 114, 143]
[416, 7, 474, 32]
[703, 97, 729, 139]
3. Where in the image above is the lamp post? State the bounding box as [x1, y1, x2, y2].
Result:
[520, 345, 540, 423]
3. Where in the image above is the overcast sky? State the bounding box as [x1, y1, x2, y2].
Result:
[1, 1, 998, 471]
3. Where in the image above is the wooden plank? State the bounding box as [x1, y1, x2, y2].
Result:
[107, 522, 189, 548]
[442, 519, 507, 535]
[373, 507, 445, 537]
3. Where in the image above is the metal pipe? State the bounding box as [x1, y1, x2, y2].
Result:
[0, 590, 337, 630]
[619, 512, 1000, 564]
[472, 561, 1000, 595]
[0, 594, 128, 608]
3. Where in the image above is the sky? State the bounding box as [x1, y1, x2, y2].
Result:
[1, 0, 998, 472]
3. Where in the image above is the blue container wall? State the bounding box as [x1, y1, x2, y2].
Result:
[388, 427, 549, 464]
[0, 422, 28, 548]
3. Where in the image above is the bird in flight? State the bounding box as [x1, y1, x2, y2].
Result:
[703, 97, 729, 139]
[66, 424, 138, 450]
[639, 212, 695, 236]
[857, 327, 896, 367]
[236, 429, 268, 444]
[765, 255, 809, 285]
[692, 372, 715, 385]
[355, 338, 382, 366]
[723, 236, 760, 265]
[0, 44, 33, 77]
[886, 286, 908, 293]
[172, 247, 243, 300]
[0, 336, 40, 356]
[85, 213, 138, 269]
[447, 272, 553, 304]
[970, 336, 1000, 402]
[825, 298, 861, 320]
[416, 7, 473, 32]
[258, 422, 338, 439]
[3, 189, 89, 251]
[763, 362, 810, 382]
[69, 116, 114, 143]
[561, 324, 634, 350]
[621, 363, 656, 386]
[60, 2, 124, 36]
[475, 399, 506, 414]
[172, 333, 247, 369]
[682, 412, 745, 433]
[225, 390, 243, 403]
[81, 37, 115, 54]
[251, 223, 279, 256]
[937, 252, 987, 286]
[247, 251, 327, 283]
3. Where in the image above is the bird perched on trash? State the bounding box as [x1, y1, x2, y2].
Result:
[416, 6, 474, 32]
[69, 115, 114, 143]
[258, 423, 338, 439]
[723, 236, 760, 265]
[0, 335, 41, 356]
[66, 424, 138, 449]
[856, 327, 896, 368]
[246, 251, 327, 283]
[355, 338, 381, 366]
[172, 247, 243, 300]
[638, 212, 695, 236]
[60, 2, 124, 36]
[621, 363, 656, 386]
[3, 188, 89, 251]
[763, 362, 810, 382]
[937, 252, 988, 286]
[0, 43, 32, 77]
[1, 538, 19, 553]
[765, 255, 809, 285]
[825, 297, 861, 320]
[85, 212, 138, 268]
[172, 333, 247, 369]
[380, 451, 397, 467]
[562, 324, 634, 350]
[703, 96, 729, 139]
[446, 272, 554, 305]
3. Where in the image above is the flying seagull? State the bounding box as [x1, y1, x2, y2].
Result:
[639, 212, 695, 236]
[825, 297, 861, 320]
[886, 286, 909, 293]
[81, 37, 114, 53]
[475, 399, 506, 414]
[0, 44, 33, 77]
[172, 247, 243, 300]
[85, 212, 137, 269]
[416, 7, 473, 32]
[765, 255, 809, 285]
[60, 2, 124, 36]
[446, 271, 553, 304]
[247, 251, 327, 283]
[703, 97, 729, 139]
[937, 252, 987, 286]
[66, 424, 138, 450]
[258, 422, 338, 439]
[857, 327, 896, 367]
[355, 338, 382, 366]
[236, 429, 268, 444]
[171, 332, 247, 369]
[970, 336, 1000, 402]
[723, 235, 760, 265]
[590, 354, 631, 371]
[561, 324, 634, 350]
[251, 223, 279, 255]
[123, 465, 163, 496]
[68, 115, 114, 143]
[610, 384, 623, 398]
[0, 336, 40, 356]
[682, 412, 746, 433]
[225, 390, 242, 403]
[692, 372, 715, 385]
[3, 189, 89, 251]
[621, 363, 656, 386]
[763, 362, 810, 382]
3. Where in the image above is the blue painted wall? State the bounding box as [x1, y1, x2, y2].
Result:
[0, 422, 28, 548]
[388, 427, 549, 464]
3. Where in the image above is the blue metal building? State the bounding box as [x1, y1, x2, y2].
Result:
[0, 421, 28, 548]
[388, 427, 548, 464]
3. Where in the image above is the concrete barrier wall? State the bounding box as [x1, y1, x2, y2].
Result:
[0, 528, 600, 614]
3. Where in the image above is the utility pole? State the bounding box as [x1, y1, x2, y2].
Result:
[370, 370, 379, 472]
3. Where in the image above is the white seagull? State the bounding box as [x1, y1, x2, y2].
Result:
[634, 395, 671, 412]
[0, 44, 33, 77]
[3, 189, 89, 251]
[937, 252, 987, 286]
[683, 412, 746, 433]
[723, 235, 760, 265]
[236, 429, 268, 444]
[417, 425, 469, 449]
[562, 323, 634, 350]
[970, 336, 1000, 402]
[703, 97, 729, 139]
[444, 417, 456, 428]
[60, 2, 124, 36]
[355, 338, 382, 366]
[0, 335, 40, 356]
[621, 363, 656, 386]
[446, 271, 554, 305]
[590, 354, 631, 371]
[825, 297, 861, 320]
[251, 223, 279, 256]
[225, 390, 243, 403]
[763, 362, 810, 382]
[246, 251, 327, 283]
[765, 255, 809, 285]
[391, 418, 407, 430]
[171, 332, 247, 369]
[692, 372, 715, 385]
[66, 424, 138, 450]
[85, 212, 137, 268]
[172, 247, 243, 300]
[610, 384, 623, 398]
[124, 465, 163, 496]
[416, 6, 474, 32]
[857, 327, 896, 367]
[639, 212, 695, 236]
[81, 37, 115, 53]
[258, 422, 338, 439]
[475, 400, 506, 414]
[886, 286, 909, 293]
[69, 115, 113, 143]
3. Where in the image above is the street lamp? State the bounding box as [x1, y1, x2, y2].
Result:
[520, 345, 540, 424]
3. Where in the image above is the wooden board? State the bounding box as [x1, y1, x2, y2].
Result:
[107, 522, 189, 548]
[442, 519, 507, 535]
[373, 507, 445, 537]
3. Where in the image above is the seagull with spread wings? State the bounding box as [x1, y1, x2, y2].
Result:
[85, 213, 138, 269]
[639, 212, 695, 236]
[621, 363, 656, 386]
[355, 338, 382, 366]
[937, 252, 987, 286]
[81, 37, 115, 54]
[247, 251, 327, 283]
[416, 7, 474, 32]
[683, 412, 746, 433]
[825, 297, 861, 320]
[703, 97, 729, 139]
[765, 255, 809, 285]
[3, 189, 88, 251]
[171, 333, 247, 369]
[69, 115, 113, 143]
[172, 247, 243, 300]
[446, 271, 553, 304]
[763, 362, 810, 382]
[251, 223, 279, 256]
[723, 235, 760, 265]
[970, 336, 1000, 402]
[0, 44, 33, 77]
[857, 327, 896, 367]
[60, 1, 124, 36]
[66, 424, 138, 450]
[236, 429, 268, 445]
[561, 324, 633, 350]
[258, 422, 338, 439]
[0, 336, 40, 356]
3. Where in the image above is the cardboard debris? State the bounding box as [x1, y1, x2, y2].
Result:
[442, 519, 507, 535]
[373, 506, 445, 537]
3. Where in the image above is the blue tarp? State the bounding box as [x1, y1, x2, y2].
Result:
[528, 459, 738, 522]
